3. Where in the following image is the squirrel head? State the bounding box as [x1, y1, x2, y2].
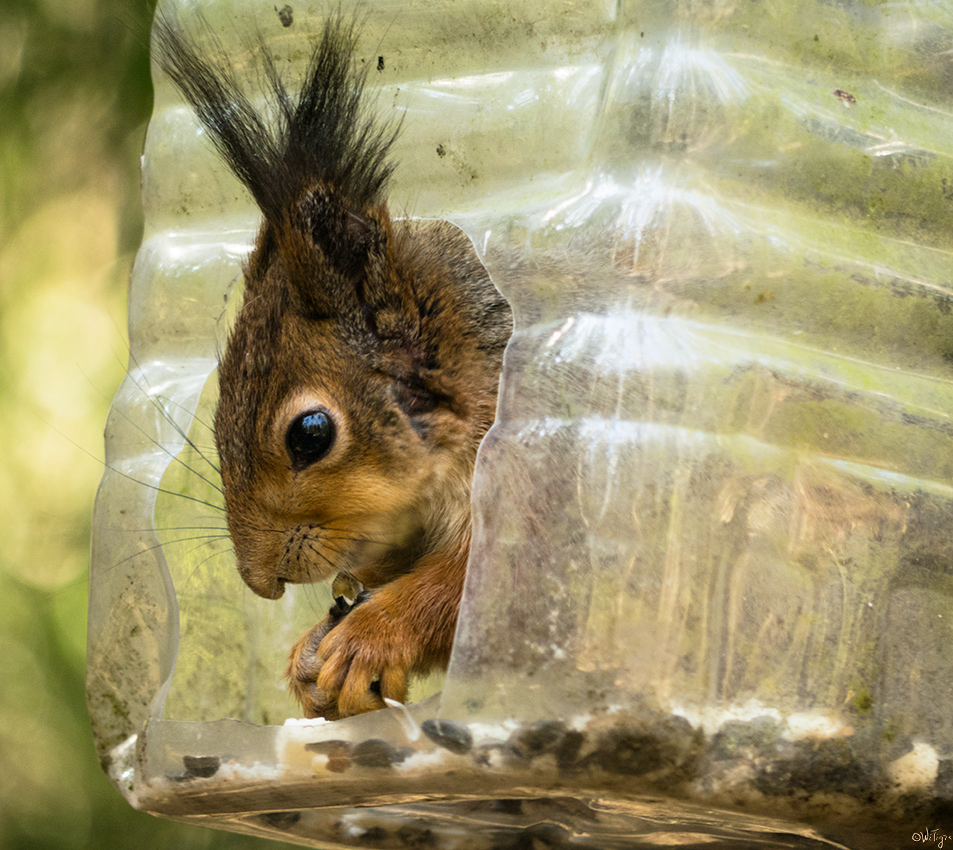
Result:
[156, 14, 510, 599]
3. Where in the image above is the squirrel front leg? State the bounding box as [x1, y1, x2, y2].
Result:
[287, 544, 468, 719]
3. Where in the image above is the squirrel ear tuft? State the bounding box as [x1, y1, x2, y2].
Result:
[155, 10, 399, 229]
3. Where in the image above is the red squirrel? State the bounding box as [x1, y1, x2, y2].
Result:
[155, 14, 512, 719]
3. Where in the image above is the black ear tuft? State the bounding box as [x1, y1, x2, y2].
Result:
[153, 10, 400, 225]
[153, 12, 280, 217]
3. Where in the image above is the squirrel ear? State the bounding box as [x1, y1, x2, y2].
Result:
[297, 186, 386, 279]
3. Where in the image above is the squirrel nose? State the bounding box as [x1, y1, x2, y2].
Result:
[250, 576, 286, 600]
[238, 560, 288, 599]
[270, 577, 288, 599]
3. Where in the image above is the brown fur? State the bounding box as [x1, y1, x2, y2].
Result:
[156, 14, 512, 718]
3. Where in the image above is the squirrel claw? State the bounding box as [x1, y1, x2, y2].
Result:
[287, 588, 397, 719]
[287, 590, 414, 719]
[314, 600, 413, 718]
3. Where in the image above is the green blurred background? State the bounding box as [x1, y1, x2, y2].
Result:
[0, 0, 294, 846]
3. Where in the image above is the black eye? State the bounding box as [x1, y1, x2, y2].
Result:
[286, 409, 335, 469]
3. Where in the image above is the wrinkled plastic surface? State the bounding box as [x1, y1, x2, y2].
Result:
[88, 0, 953, 847]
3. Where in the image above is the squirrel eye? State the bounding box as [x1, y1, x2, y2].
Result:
[286, 409, 335, 469]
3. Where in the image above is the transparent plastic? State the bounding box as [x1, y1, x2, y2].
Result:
[88, 1, 953, 847]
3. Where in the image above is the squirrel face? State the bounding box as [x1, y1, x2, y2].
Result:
[214, 204, 490, 600]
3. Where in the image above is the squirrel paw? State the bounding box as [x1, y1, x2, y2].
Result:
[286, 590, 414, 720]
